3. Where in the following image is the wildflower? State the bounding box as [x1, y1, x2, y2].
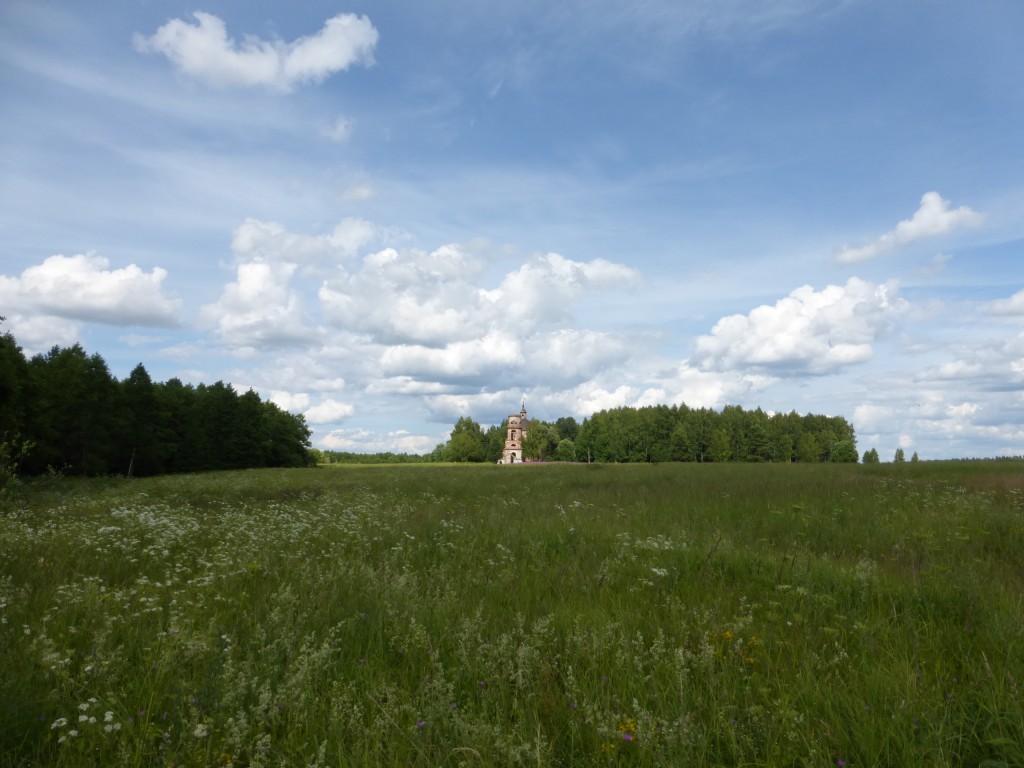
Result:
[617, 717, 638, 740]
[194, 723, 208, 738]
[51, 718, 68, 729]
[416, 720, 426, 729]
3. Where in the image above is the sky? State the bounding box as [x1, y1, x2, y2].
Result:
[2, 0, 1023, 459]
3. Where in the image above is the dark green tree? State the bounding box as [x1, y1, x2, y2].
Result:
[555, 416, 579, 442]
[263, 402, 312, 467]
[120, 363, 163, 476]
[0, 325, 30, 440]
[484, 421, 507, 463]
[830, 440, 859, 463]
[25, 345, 120, 475]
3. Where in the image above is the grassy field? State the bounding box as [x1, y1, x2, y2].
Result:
[2, 461, 1023, 767]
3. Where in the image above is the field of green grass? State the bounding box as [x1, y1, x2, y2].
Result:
[2, 462, 1023, 767]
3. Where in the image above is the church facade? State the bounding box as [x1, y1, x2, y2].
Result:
[497, 402, 529, 464]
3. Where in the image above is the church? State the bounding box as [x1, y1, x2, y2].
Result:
[497, 402, 529, 464]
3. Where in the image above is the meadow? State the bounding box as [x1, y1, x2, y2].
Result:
[1, 461, 1022, 767]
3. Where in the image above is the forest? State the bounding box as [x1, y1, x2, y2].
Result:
[0, 325, 312, 478]
[428, 405, 859, 464]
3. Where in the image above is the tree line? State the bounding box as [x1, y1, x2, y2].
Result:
[1, 325, 311, 479]
[430, 404, 859, 464]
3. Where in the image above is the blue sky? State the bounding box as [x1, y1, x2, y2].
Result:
[2, 0, 1023, 458]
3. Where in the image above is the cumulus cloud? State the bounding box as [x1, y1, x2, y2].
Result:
[304, 398, 356, 424]
[197, 217, 651, 446]
[269, 391, 311, 413]
[320, 248, 638, 347]
[134, 12, 378, 91]
[836, 192, 983, 264]
[0, 253, 181, 328]
[692, 277, 906, 375]
[202, 217, 386, 348]
[0, 314, 81, 355]
[200, 261, 316, 347]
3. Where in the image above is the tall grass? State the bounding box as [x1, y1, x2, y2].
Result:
[2, 462, 1022, 766]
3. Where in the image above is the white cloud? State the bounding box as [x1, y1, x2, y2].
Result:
[319, 427, 436, 454]
[304, 399, 356, 424]
[381, 331, 523, 381]
[836, 192, 983, 264]
[320, 248, 638, 347]
[658, 364, 774, 409]
[134, 12, 378, 91]
[0, 314, 80, 355]
[0, 253, 181, 328]
[852, 403, 894, 433]
[693, 277, 906, 375]
[200, 261, 317, 347]
[519, 330, 637, 387]
[231, 217, 378, 266]
[269, 391, 310, 413]
[201, 217, 385, 349]
[988, 288, 1024, 316]
[571, 383, 640, 414]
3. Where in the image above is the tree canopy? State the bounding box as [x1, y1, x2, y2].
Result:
[430, 404, 858, 464]
[0, 327, 311, 477]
